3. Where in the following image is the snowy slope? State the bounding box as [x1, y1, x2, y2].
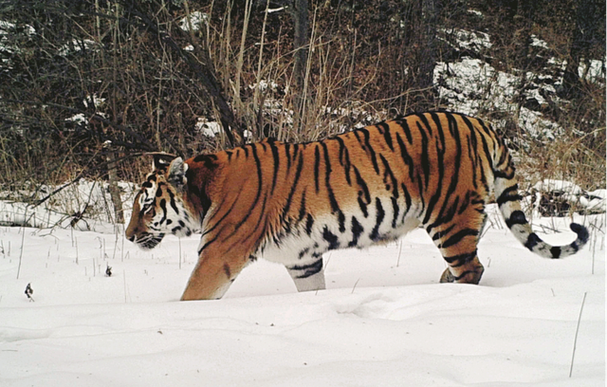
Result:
[0, 206, 604, 387]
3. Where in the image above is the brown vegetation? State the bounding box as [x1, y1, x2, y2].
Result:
[0, 0, 604, 220]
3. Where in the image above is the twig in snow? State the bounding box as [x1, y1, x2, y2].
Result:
[569, 291, 588, 378]
[178, 237, 182, 270]
[16, 211, 27, 280]
[351, 278, 361, 294]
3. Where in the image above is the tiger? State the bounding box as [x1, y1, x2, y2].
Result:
[125, 111, 589, 301]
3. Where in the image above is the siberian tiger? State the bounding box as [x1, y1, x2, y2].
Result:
[125, 111, 589, 301]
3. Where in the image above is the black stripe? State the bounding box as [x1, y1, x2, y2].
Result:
[305, 214, 314, 236]
[391, 197, 400, 228]
[427, 196, 460, 232]
[505, 210, 528, 228]
[430, 224, 455, 241]
[268, 139, 280, 194]
[360, 128, 380, 174]
[353, 166, 370, 217]
[438, 228, 478, 249]
[524, 233, 541, 250]
[335, 136, 352, 185]
[431, 113, 462, 222]
[497, 185, 522, 207]
[323, 226, 340, 250]
[158, 198, 168, 224]
[429, 112, 446, 151]
[378, 122, 394, 151]
[416, 121, 431, 190]
[417, 113, 434, 136]
[320, 142, 343, 224]
[493, 168, 515, 179]
[289, 259, 323, 279]
[397, 118, 413, 144]
[380, 154, 399, 198]
[395, 132, 416, 182]
[166, 188, 180, 214]
[282, 153, 305, 220]
[422, 140, 445, 225]
[370, 197, 385, 241]
[349, 216, 364, 247]
[233, 143, 264, 231]
[297, 189, 307, 222]
[314, 145, 321, 193]
[401, 183, 412, 222]
[443, 251, 477, 266]
[550, 246, 562, 258]
[285, 143, 292, 171]
[570, 223, 589, 244]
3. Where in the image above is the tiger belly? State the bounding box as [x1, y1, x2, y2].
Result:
[259, 199, 421, 269]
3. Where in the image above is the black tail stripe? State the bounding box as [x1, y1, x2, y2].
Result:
[497, 185, 522, 206]
[505, 210, 528, 228]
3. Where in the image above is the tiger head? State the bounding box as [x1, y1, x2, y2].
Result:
[126, 154, 199, 250]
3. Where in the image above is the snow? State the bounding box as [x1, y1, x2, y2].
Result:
[0, 204, 604, 386]
[179, 12, 208, 32]
[579, 59, 605, 83]
[434, 58, 568, 140]
[530, 35, 550, 50]
[195, 118, 223, 138]
[57, 39, 97, 57]
[439, 28, 493, 51]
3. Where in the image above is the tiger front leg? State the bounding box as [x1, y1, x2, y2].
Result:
[181, 248, 249, 301]
[286, 257, 326, 292]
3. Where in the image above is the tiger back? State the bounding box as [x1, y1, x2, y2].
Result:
[125, 111, 588, 300]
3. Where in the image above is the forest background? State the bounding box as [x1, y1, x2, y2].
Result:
[0, 0, 604, 225]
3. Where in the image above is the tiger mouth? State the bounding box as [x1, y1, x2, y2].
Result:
[135, 233, 165, 250]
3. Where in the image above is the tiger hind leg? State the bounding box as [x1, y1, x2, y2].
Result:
[286, 258, 326, 292]
[428, 206, 486, 284]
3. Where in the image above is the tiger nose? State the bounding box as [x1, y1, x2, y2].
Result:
[127, 235, 135, 242]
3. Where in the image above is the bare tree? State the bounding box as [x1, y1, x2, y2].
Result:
[289, 0, 310, 134]
[407, 0, 440, 111]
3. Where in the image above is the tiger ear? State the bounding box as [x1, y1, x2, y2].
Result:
[152, 153, 177, 172]
[167, 157, 188, 191]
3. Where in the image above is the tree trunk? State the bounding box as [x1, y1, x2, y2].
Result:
[411, 0, 439, 111]
[290, 0, 310, 135]
[106, 152, 124, 225]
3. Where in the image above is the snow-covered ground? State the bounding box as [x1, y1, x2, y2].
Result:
[0, 204, 604, 386]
